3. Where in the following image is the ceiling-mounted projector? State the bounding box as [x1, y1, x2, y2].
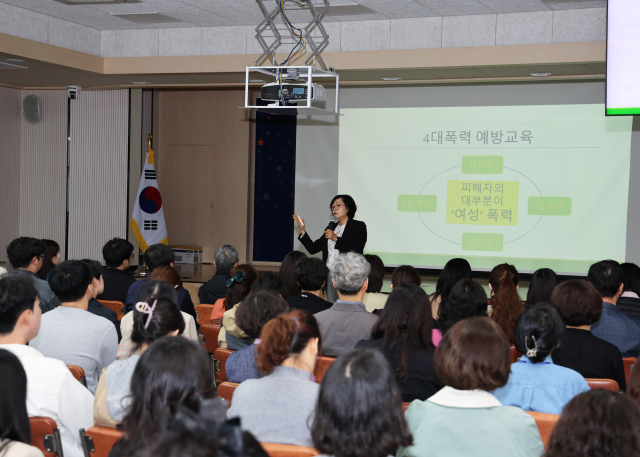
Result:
[260, 82, 326, 103]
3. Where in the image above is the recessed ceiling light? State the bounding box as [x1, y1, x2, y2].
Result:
[250, 79, 265, 83]
[6, 58, 25, 62]
[112, 12, 181, 24]
[382, 77, 402, 81]
[530, 73, 552, 77]
[317, 4, 376, 16]
[0, 62, 28, 70]
[132, 82, 148, 84]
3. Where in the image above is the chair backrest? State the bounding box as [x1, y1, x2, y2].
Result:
[510, 344, 523, 364]
[217, 382, 239, 407]
[67, 365, 88, 388]
[402, 402, 410, 413]
[624, 357, 636, 383]
[260, 443, 320, 457]
[586, 378, 620, 392]
[195, 304, 215, 326]
[314, 356, 335, 384]
[525, 411, 560, 450]
[80, 427, 124, 457]
[97, 300, 127, 321]
[200, 324, 221, 355]
[213, 347, 234, 384]
[29, 417, 63, 457]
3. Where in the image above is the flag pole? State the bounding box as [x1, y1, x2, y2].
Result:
[134, 134, 153, 278]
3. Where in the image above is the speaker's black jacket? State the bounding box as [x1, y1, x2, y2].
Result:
[298, 219, 367, 262]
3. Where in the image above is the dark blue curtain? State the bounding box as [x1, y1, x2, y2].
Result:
[252, 101, 297, 262]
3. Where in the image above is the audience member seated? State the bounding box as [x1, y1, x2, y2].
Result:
[286, 258, 331, 315]
[315, 253, 378, 357]
[94, 295, 184, 427]
[118, 281, 198, 359]
[493, 303, 589, 414]
[210, 264, 259, 325]
[0, 349, 45, 457]
[278, 250, 307, 299]
[225, 291, 290, 383]
[227, 309, 320, 446]
[355, 284, 444, 402]
[218, 272, 287, 350]
[362, 254, 388, 313]
[524, 268, 558, 308]
[397, 317, 544, 457]
[110, 337, 215, 457]
[435, 279, 488, 344]
[488, 263, 523, 343]
[198, 245, 239, 305]
[98, 238, 136, 304]
[31, 260, 118, 394]
[0, 276, 93, 457]
[589, 260, 640, 357]
[80, 259, 121, 341]
[391, 265, 421, 289]
[311, 348, 413, 457]
[6, 237, 60, 313]
[147, 265, 196, 319]
[550, 280, 626, 390]
[544, 389, 640, 457]
[125, 244, 179, 310]
[617, 262, 640, 320]
[429, 258, 472, 320]
[36, 239, 61, 281]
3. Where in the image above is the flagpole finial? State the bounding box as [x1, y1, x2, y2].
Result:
[147, 133, 152, 145]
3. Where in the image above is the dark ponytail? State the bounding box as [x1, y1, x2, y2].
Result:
[131, 296, 185, 351]
[489, 263, 523, 342]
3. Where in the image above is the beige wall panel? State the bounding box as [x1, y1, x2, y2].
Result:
[0, 87, 21, 264]
[128, 88, 142, 256]
[68, 89, 129, 261]
[20, 90, 68, 258]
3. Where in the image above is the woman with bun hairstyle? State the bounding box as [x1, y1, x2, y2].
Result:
[94, 296, 185, 427]
[227, 309, 321, 447]
[489, 263, 523, 343]
[209, 264, 259, 325]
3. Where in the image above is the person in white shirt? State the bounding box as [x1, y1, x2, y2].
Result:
[0, 275, 94, 457]
[31, 260, 118, 394]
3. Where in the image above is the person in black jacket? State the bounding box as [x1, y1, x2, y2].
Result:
[293, 194, 367, 303]
[98, 238, 136, 304]
[198, 245, 238, 305]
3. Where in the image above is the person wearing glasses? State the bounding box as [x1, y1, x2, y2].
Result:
[99, 238, 136, 304]
[294, 195, 367, 303]
[6, 237, 61, 313]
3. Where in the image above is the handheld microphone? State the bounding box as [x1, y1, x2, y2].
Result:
[325, 217, 338, 231]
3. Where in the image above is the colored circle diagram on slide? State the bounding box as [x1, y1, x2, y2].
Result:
[139, 187, 162, 214]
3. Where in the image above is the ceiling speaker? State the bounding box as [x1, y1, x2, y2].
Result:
[23, 95, 42, 124]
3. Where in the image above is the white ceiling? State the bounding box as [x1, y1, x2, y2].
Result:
[0, 0, 606, 30]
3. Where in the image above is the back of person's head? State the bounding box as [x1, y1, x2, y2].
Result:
[214, 245, 239, 272]
[311, 348, 412, 457]
[49, 260, 93, 302]
[371, 284, 433, 379]
[235, 291, 289, 338]
[119, 337, 215, 456]
[134, 280, 179, 305]
[0, 349, 31, 452]
[6, 237, 44, 269]
[251, 271, 288, 297]
[435, 317, 510, 391]
[331, 253, 371, 295]
[147, 265, 182, 289]
[550, 279, 602, 326]
[278, 251, 307, 298]
[80, 259, 103, 281]
[434, 258, 472, 301]
[257, 309, 322, 374]
[514, 303, 563, 363]
[144, 244, 175, 272]
[102, 237, 134, 268]
[437, 279, 488, 334]
[488, 263, 522, 341]
[588, 260, 624, 299]
[525, 268, 558, 308]
[621, 263, 640, 295]
[294, 258, 329, 292]
[131, 296, 185, 351]
[0, 276, 39, 336]
[391, 265, 421, 288]
[545, 389, 640, 457]
[224, 264, 259, 311]
[364, 255, 385, 294]
[37, 239, 60, 280]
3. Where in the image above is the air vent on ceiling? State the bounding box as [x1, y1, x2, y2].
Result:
[111, 12, 182, 24]
[540, 0, 605, 3]
[0, 62, 27, 70]
[54, 0, 141, 5]
[317, 4, 376, 16]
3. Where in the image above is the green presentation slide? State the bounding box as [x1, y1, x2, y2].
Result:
[338, 104, 633, 274]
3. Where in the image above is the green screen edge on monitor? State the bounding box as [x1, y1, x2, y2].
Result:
[606, 107, 640, 115]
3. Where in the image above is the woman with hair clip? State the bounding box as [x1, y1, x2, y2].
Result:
[0, 349, 44, 457]
[147, 265, 196, 320]
[278, 251, 307, 299]
[355, 284, 444, 402]
[488, 263, 523, 343]
[492, 303, 589, 415]
[210, 265, 259, 325]
[430, 258, 472, 320]
[227, 309, 321, 447]
[94, 296, 185, 427]
[524, 268, 558, 308]
[36, 239, 61, 281]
